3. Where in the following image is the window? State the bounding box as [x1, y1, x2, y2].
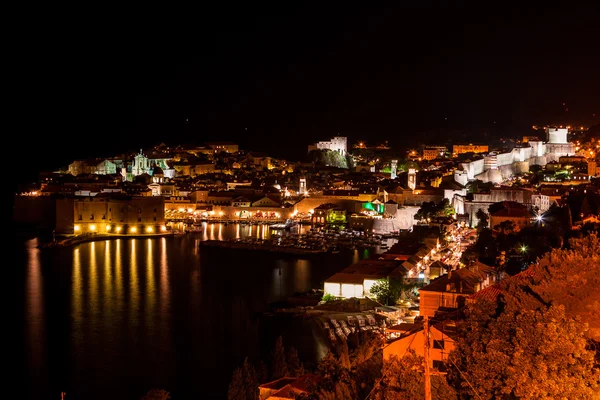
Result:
[433, 340, 445, 350]
[90, 214, 94, 220]
[78, 215, 82, 220]
[138, 217, 142, 222]
[433, 360, 447, 372]
[153, 217, 156, 221]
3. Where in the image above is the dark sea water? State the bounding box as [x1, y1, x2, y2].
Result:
[16, 223, 373, 400]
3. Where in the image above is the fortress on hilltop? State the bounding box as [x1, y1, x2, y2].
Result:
[454, 127, 575, 186]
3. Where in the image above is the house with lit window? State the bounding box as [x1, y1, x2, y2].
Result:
[231, 196, 252, 207]
[251, 196, 280, 208]
[489, 201, 535, 231]
[323, 259, 408, 299]
[311, 203, 347, 225]
[418, 262, 499, 318]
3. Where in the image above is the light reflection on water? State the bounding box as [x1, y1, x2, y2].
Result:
[20, 223, 373, 400]
[25, 237, 46, 389]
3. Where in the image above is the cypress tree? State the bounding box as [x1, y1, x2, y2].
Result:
[227, 367, 245, 400]
[271, 336, 289, 379]
[242, 357, 259, 400]
[286, 346, 304, 377]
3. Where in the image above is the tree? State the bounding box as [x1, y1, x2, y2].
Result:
[255, 359, 268, 385]
[368, 278, 396, 305]
[493, 220, 516, 235]
[286, 346, 305, 377]
[308, 149, 348, 169]
[228, 358, 259, 400]
[141, 389, 170, 400]
[271, 336, 289, 379]
[448, 291, 600, 399]
[529, 233, 600, 341]
[227, 368, 245, 400]
[441, 198, 455, 217]
[414, 201, 439, 222]
[475, 208, 488, 231]
[372, 350, 457, 400]
[350, 331, 384, 367]
[466, 179, 494, 194]
[242, 357, 259, 400]
[311, 351, 358, 399]
[322, 293, 336, 303]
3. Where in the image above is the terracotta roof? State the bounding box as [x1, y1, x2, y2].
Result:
[325, 273, 383, 284]
[232, 196, 251, 202]
[420, 262, 496, 294]
[314, 203, 343, 210]
[205, 141, 238, 146]
[259, 374, 319, 395]
[322, 189, 360, 196]
[468, 267, 537, 302]
[259, 377, 297, 390]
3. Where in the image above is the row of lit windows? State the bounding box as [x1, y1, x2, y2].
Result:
[73, 224, 167, 234]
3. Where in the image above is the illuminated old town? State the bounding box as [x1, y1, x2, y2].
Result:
[13, 3, 599, 400]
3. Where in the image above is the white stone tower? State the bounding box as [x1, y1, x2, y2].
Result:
[546, 127, 568, 143]
[408, 168, 417, 190]
[390, 159, 398, 179]
[299, 178, 307, 195]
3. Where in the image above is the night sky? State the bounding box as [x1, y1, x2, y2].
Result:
[16, 2, 600, 181]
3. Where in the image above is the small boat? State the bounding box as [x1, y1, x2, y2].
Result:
[186, 223, 204, 233]
[270, 219, 297, 230]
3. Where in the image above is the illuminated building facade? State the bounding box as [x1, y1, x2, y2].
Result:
[323, 259, 407, 298]
[408, 168, 417, 190]
[205, 142, 239, 153]
[55, 195, 166, 235]
[311, 203, 346, 225]
[452, 144, 489, 156]
[453, 127, 576, 186]
[423, 147, 446, 160]
[390, 159, 398, 179]
[307, 136, 347, 156]
[299, 177, 307, 195]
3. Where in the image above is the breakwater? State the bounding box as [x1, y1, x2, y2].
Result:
[199, 239, 327, 255]
[37, 232, 175, 249]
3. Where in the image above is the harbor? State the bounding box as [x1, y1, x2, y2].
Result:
[199, 226, 397, 254]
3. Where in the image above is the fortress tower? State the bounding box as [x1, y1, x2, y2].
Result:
[390, 159, 398, 179]
[307, 136, 347, 156]
[545, 127, 575, 161]
[546, 127, 568, 143]
[299, 177, 307, 195]
[408, 168, 417, 190]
